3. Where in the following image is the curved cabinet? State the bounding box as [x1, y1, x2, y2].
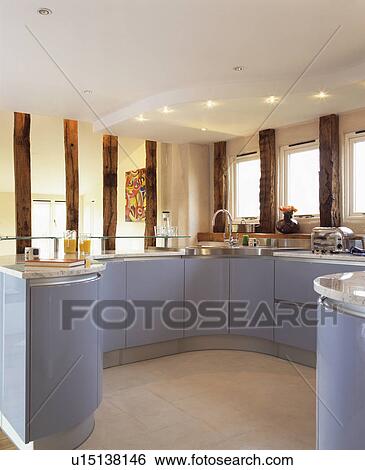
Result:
[184, 258, 229, 337]
[126, 258, 184, 347]
[317, 299, 365, 449]
[230, 258, 274, 340]
[29, 276, 100, 441]
[100, 261, 126, 352]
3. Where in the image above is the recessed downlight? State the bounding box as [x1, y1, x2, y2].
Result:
[161, 106, 173, 114]
[265, 95, 279, 105]
[37, 7, 52, 15]
[136, 114, 148, 122]
[233, 65, 244, 72]
[83, 89, 93, 95]
[205, 100, 216, 109]
[201, 128, 207, 132]
[314, 91, 329, 99]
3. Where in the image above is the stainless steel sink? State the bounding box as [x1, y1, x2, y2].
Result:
[184, 245, 302, 257]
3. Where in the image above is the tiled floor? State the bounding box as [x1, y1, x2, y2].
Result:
[81, 350, 316, 450]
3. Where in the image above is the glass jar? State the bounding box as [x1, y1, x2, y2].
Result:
[64, 230, 77, 254]
[79, 233, 91, 254]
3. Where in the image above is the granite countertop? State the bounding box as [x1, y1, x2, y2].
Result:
[0, 255, 105, 279]
[273, 250, 365, 263]
[314, 271, 365, 307]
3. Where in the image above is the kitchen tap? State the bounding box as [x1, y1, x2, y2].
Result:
[211, 209, 237, 247]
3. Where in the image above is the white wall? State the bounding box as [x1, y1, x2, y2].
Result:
[0, 110, 211, 255]
[224, 108, 365, 233]
[159, 143, 210, 247]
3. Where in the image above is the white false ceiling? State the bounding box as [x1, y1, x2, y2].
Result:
[1, 0, 365, 144]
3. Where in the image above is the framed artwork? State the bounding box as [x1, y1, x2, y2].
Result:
[125, 168, 146, 222]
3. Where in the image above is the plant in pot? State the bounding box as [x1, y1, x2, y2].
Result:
[276, 205, 300, 234]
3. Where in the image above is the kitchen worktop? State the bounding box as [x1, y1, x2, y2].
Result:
[273, 250, 365, 263]
[314, 271, 365, 308]
[0, 255, 105, 279]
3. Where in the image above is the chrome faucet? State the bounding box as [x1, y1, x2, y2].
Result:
[211, 209, 237, 247]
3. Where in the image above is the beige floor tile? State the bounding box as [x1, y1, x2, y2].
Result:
[82, 350, 316, 450]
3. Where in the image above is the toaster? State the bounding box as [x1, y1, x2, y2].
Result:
[311, 227, 355, 254]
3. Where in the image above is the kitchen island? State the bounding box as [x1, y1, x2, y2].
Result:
[314, 271, 365, 449]
[0, 256, 105, 449]
[1, 248, 365, 450]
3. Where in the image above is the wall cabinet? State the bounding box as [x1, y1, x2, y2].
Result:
[184, 258, 229, 337]
[125, 258, 184, 347]
[99, 261, 126, 353]
[230, 258, 274, 340]
[29, 277, 100, 441]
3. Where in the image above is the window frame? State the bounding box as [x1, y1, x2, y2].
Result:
[231, 152, 261, 222]
[278, 140, 320, 219]
[32, 198, 67, 237]
[343, 131, 365, 220]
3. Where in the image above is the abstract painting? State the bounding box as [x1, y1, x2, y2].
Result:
[125, 168, 146, 222]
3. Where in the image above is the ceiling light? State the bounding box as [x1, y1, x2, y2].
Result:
[233, 65, 244, 72]
[314, 91, 329, 99]
[265, 95, 279, 105]
[205, 100, 216, 109]
[161, 106, 173, 114]
[136, 114, 148, 122]
[37, 7, 52, 15]
[201, 128, 207, 132]
[83, 89, 93, 95]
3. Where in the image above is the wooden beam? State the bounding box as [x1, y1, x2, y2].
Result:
[213, 141, 228, 232]
[64, 119, 79, 233]
[319, 114, 340, 227]
[258, 129, 276, 233]
[144, 140, 157, 249]
[13, 112, 32, 254]
[103, 135, 118, 251]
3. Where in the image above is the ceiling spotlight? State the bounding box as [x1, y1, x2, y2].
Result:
[205, 100, 216, 109]
[314, 91, 329, 99]
[233, 65, 244, 72]
[265, 95, 279, 105]
[161, 106, 173, 114]
[136, 114, 148, 122]
[37, 7, 53, 15]
[201, 128, 207, 132]
[83, 89, 93, 95]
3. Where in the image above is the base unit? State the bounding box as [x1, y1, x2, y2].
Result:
[317, 299, 365, 449]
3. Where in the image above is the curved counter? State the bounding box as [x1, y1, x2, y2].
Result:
[0, 261, 105, 450]
[314, 271, 365, 450]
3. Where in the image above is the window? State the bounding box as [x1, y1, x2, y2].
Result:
[279, 141, 320, 216]
[344, 132, 365, 218]
[233, 153, 260, 220]
[32, 199, 66, 255]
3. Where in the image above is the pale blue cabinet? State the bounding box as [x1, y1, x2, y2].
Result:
[274, 259, 365, 352]
[184, 258, 229, 337]
[317, 299, 365, 449]
[230, 258, 274, 340]
[99, 261, 126, 352]
[125, 258, 184, 347]
[0, 274, 28, 441]
[29, 277, 100, 441]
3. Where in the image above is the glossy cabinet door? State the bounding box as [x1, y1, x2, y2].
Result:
[99, 261, 126, 352]
[0, 274, 28, 442]
[275, 301, 317, 352]
[230, 258, 274, 340]
[274, 260, 365, 352]
[317, 300, 365, 449]
[275, 260, 365, 304]
[29, 277, 100, 441]
[125, 258, 184, 347]
[184, 258, 229, 337]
